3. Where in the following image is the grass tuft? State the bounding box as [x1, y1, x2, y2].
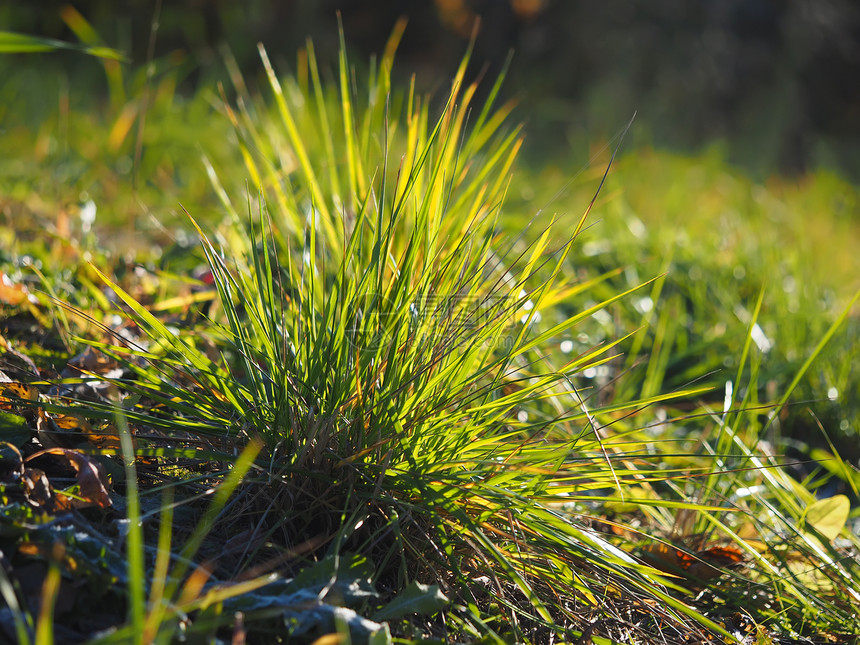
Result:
[1, 23, 859, 645]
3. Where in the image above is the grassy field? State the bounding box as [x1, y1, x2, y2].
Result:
[1, 25, 860, 644]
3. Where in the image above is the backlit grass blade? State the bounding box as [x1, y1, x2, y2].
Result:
[0, 30, 124, 59]
[117, 411, 144, 643]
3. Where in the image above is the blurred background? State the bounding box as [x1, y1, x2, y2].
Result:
[4, 0, 860, 181]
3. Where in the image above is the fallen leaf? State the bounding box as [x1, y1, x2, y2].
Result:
[642, 542, 745, 582]
[805, 495, 850, 542]
[0, 272, 32, 306]
[82, 421, 123, 450]
[36, 409, 91, 449]
[21, 467, 53, 508]
[372, 581, 449, 621]
[0, 382, 39, 411]
[0, 338, 40, 378]
[26, 448, 112, 509]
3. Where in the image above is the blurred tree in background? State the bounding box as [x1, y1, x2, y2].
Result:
[3, 0, 859, 179]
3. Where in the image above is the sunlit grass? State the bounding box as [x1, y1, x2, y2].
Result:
[68, 30, 738, 641]
[1, 20, 859, 645]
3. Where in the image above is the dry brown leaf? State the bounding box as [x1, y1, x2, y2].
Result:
[0, 382, 39, 410]
[26, 448, 112, 510]
[36, 409, 94, 449]
[0, 272, 32, 306]
[642, 541, 745, 582]
[21, 467, 53, 508]
[82, 422, 123, 450]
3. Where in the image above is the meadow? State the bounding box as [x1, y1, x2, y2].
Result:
[1, 22, 859, 644]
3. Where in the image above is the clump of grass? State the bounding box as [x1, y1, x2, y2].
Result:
[5, 21, 860, 645]
[74, 27, 749, 642]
